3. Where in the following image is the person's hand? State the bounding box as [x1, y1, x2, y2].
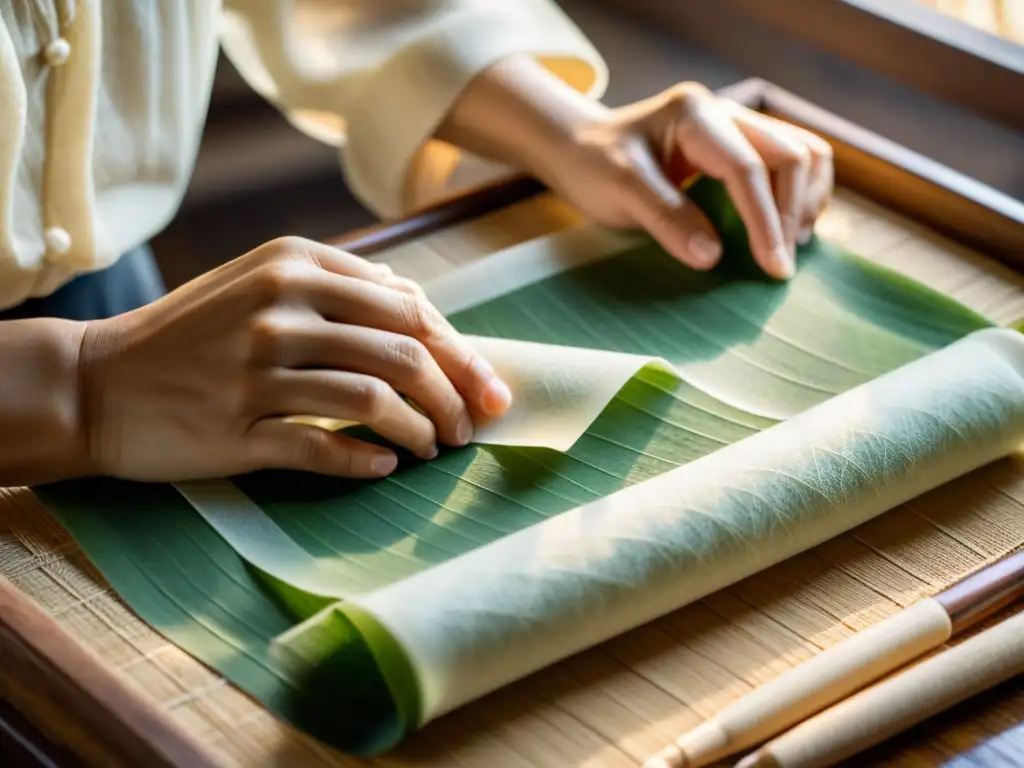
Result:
[537, 82, 834, 279]
[76, 238, 512, 482]
[438, 58, 834, 280]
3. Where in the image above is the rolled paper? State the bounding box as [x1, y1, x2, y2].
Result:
[274, 327, 1024, 743]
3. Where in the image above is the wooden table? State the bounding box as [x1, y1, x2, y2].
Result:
[2, 79, 1024, 768]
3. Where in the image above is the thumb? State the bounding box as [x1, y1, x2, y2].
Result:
[621, 139, 722, 271]
[245, 419, 399, 478]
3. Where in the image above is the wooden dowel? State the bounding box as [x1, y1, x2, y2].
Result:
[644, 550, 1024, 768]
[735, 610, 1024, 768]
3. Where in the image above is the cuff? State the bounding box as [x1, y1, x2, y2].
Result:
[340, 8, 608, 219]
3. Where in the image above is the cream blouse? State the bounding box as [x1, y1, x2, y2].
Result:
[0, 1, 607, 310]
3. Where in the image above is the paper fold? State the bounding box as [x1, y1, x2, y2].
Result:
[465, 336, 673, 450]
[297, 335, 673, 453]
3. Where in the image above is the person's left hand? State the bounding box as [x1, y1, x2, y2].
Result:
[437, 57, 833, 280]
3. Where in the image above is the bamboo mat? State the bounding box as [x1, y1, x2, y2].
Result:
[913, 0, 1024, 43]
[3, 189, 1024, 767]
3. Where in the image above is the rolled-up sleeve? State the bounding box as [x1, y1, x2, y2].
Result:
[218, 1, 607, 218]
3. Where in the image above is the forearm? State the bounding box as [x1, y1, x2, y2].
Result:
[0, 319, 90, 487]
[435, 54, 609, 183]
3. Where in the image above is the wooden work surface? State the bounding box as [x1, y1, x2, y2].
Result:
[3, 186, 1024, 767]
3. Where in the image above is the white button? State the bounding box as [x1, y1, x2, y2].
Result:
[43, 38, 71, 67]
[44, 227, 72, 256]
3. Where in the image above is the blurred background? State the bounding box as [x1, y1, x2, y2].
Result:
[917, 0, 1023, 38]
[151, 0, 1024, 290]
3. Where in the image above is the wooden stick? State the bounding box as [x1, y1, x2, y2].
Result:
[0, 575, 221, 768]
[735, 610, 1024, 768]
[644, 550, 1024, 768]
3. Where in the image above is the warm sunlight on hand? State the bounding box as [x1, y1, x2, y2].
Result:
[549, 82, 834, 279]
[439, 58, 834, 281]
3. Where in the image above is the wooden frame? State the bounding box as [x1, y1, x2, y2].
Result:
[2, 77, 1023, 767]
[0, 578, 218, 768]
[595, 0, 1024, 131]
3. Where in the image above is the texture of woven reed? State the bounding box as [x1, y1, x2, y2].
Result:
[913, 0, 1024, 43]
[2, 188, 1024, 767]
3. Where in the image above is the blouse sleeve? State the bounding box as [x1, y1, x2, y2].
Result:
[218, 0, 608, 218]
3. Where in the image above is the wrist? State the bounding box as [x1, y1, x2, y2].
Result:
[436, 54, 610, 180]
[34, 319, 93, 481]
[0, 318, 93, 486]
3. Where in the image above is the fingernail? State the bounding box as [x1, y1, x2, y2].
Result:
[771, 244, 795, 279]
[471, 355, 497, 381]
[688, 232, 722, 267]
[797, 226, 813, 246]
[422, 444, 439, 461]
[370, 453, 398, 476]
[472, 356, 513, 417]
[481, 377, 513, 417]
[455, 415, 474, 446]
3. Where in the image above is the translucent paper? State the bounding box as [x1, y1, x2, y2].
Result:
[299, 336, 675, 452]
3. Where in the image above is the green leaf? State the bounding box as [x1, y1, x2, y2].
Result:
[35, 177, 996, 755]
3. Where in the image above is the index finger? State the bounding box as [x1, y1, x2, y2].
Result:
[297, 267, 513, 425]
[303, 240, 514, 422]
[684, 102, 792, 279]
[384, 276, 513, 422]
[301, 239, 395, 283]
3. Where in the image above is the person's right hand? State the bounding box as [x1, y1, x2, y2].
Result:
[77, 237, 512, 482]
